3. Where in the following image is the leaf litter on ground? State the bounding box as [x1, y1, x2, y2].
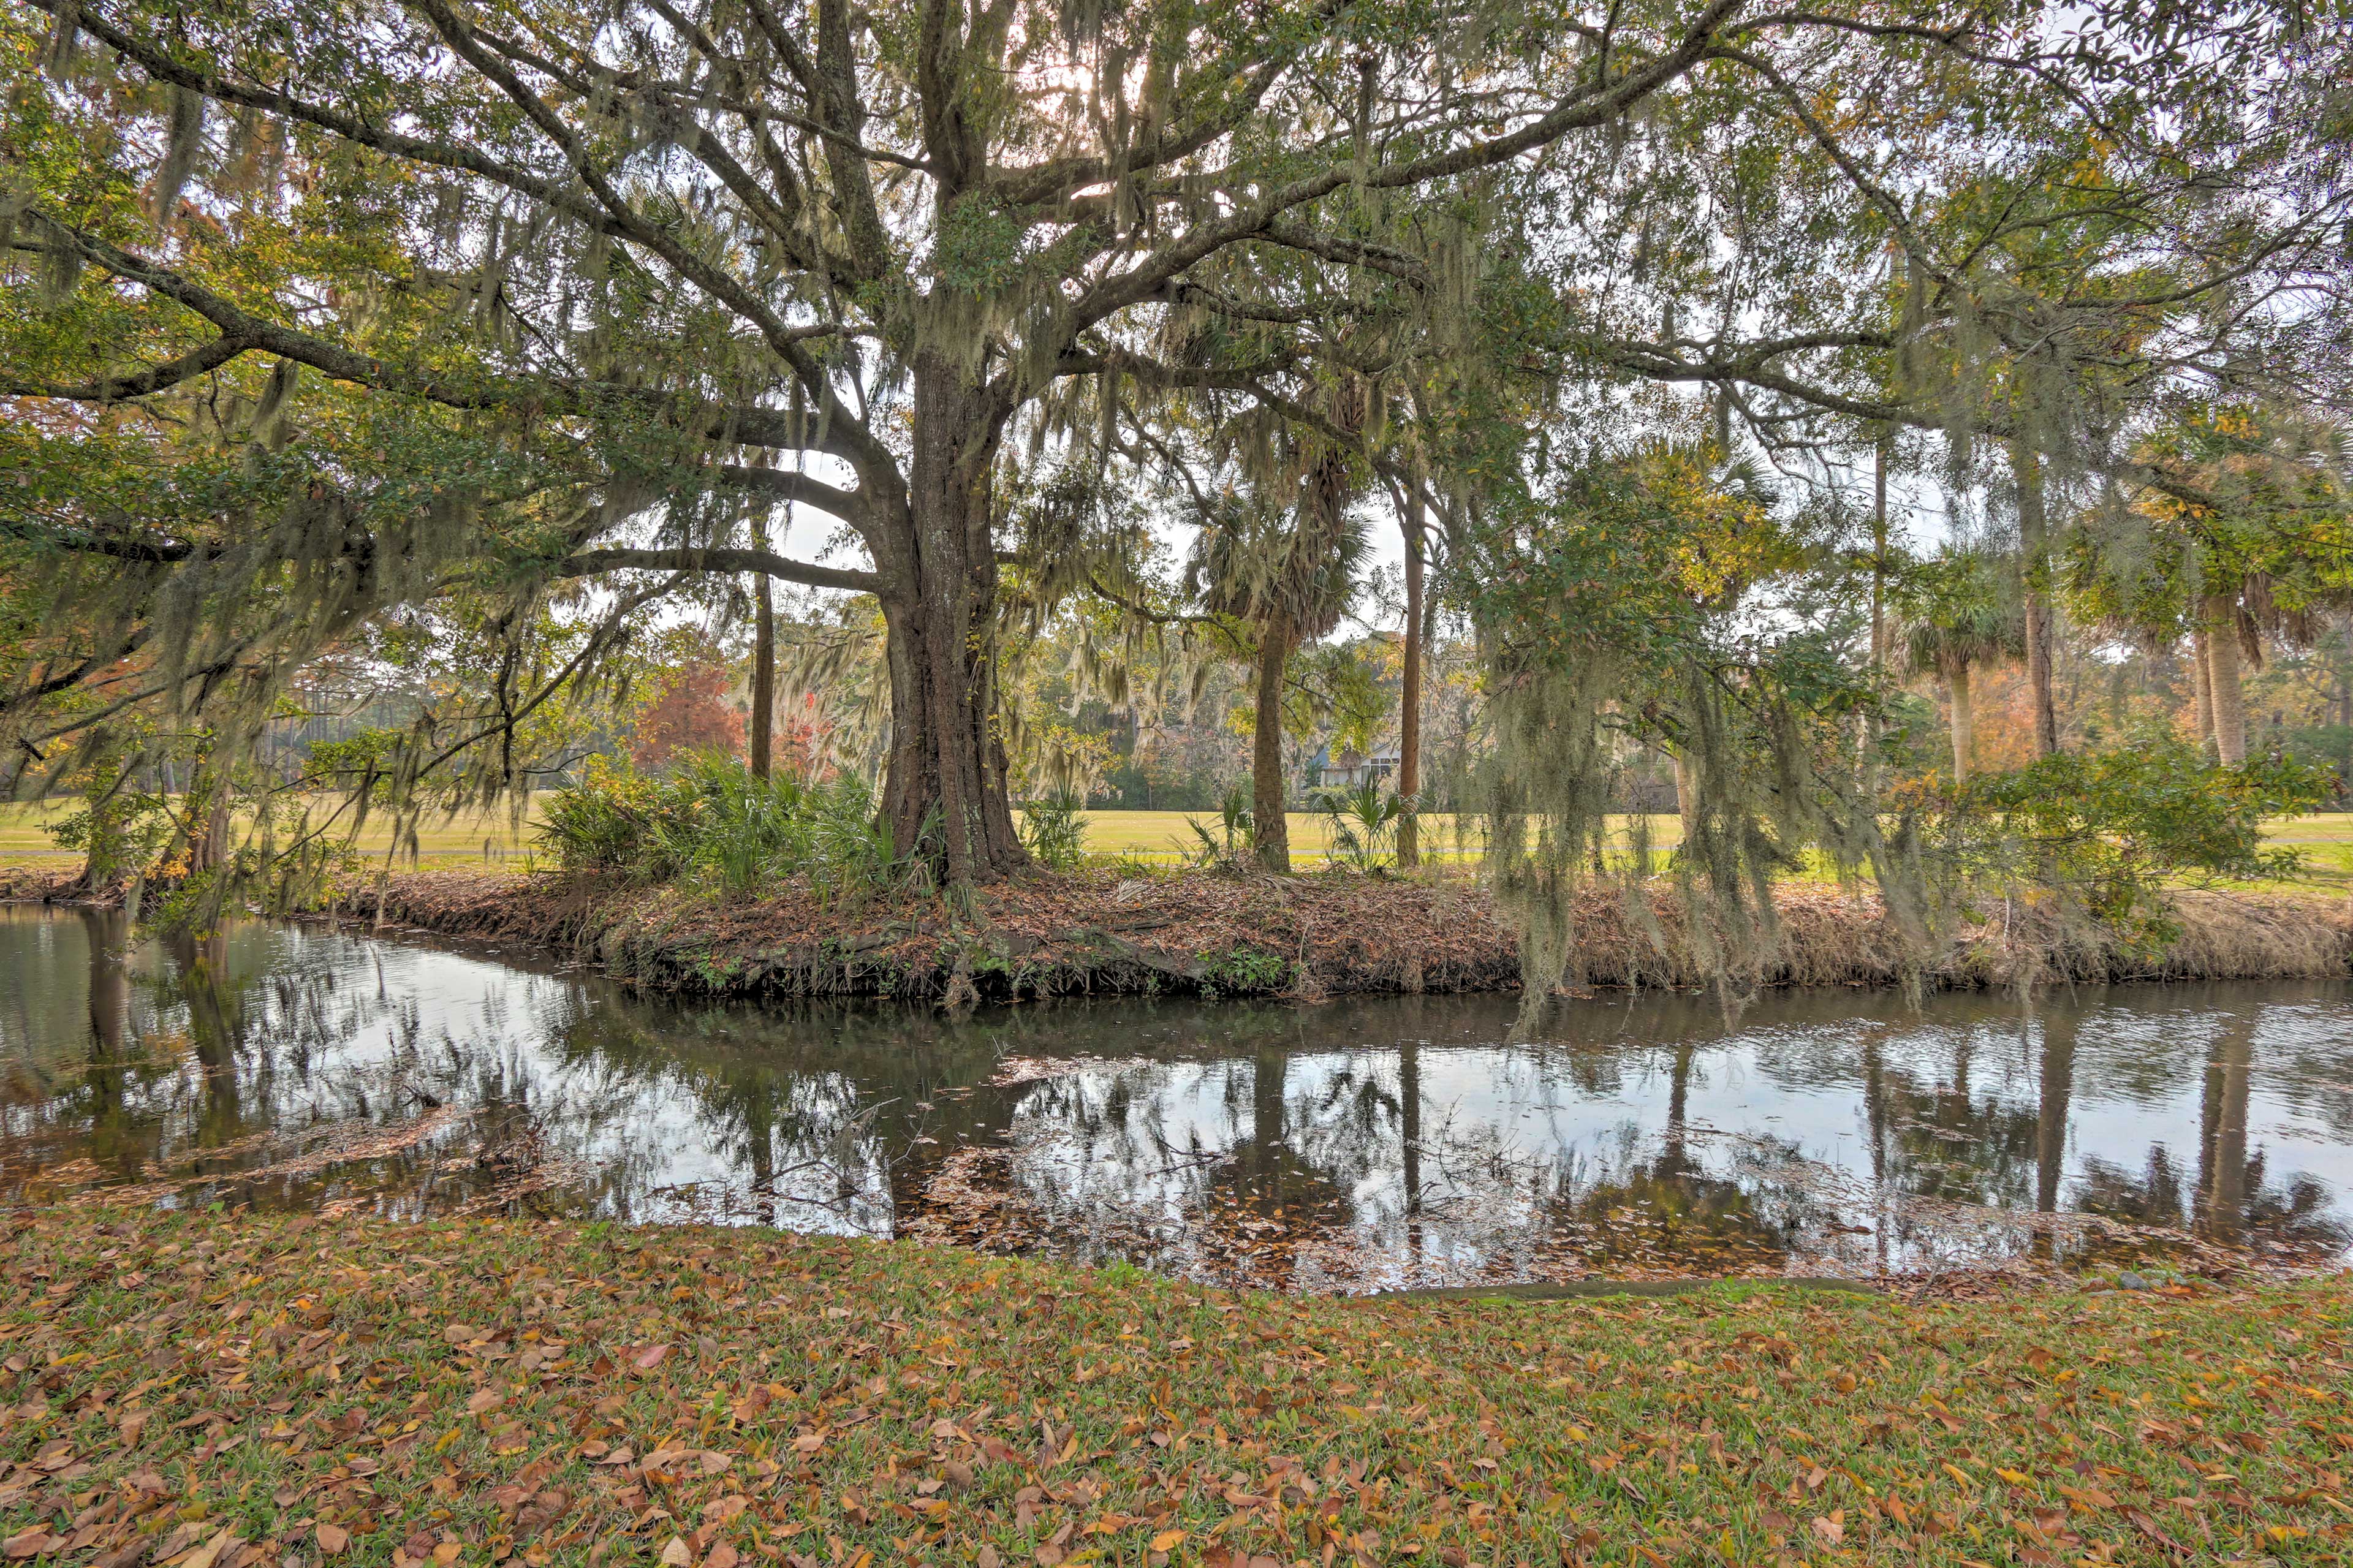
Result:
[1, 1205, 2349, 1567]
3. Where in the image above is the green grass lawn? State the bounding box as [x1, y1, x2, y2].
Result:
[0, 802, 1518, 869]
[7, 799, 2352, 889]
[2, 1205, 2347, 1567]
[0, 798, 550, 871]
[1053, 810, 1515, 864]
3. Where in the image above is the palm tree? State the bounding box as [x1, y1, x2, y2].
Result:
[2066, 412, 2353, 765]
[1900, 548, 2026, 785]
[1188, 488, 1370, 873]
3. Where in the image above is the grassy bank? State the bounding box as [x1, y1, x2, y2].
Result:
[2, 1206, 2348, 1567]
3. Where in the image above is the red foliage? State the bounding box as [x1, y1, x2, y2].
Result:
[769, 690, 841, 782]
[631, 662, 746, 770]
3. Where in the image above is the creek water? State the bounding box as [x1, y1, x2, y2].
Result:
[4, 904, 2351, 1291]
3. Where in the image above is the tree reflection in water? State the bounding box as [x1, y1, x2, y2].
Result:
[2, 907, 2350, 1286]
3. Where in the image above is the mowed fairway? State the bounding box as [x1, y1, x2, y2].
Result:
[0, 796, 550, 869]
[0, 800, 1567, 868]
[4, 799, 2351, 883]
[0, 800, 1503, 867]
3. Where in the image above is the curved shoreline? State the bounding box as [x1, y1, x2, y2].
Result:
[7, 862, 2346, 1001]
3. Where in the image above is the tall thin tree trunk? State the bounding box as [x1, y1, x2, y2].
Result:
[1251, 1040, 1287, 1186]
[2032, 1006, 2077, 1262]
[2197, 1018, 2252, 1242]
[2008, 441, 2061, 757]
[2205, 595, 2247, 766]
[1399, 1039, 1423, 1270]
[1661, 1039, 1696, 1175]
[2338, 659, 2352, 797]
[2034, 1010, 2075, 1216]
[1862, 1032, 1889, 1275]
[1947, 664, 1975, 784]
[1671, 746, 1698, 842]
[2191, 624, 2217, 753]
[1858, 439, 1889, 787]
[1396, 493, 1425, 869]
[1253, 616, 1293, 873]
[748, 536, 776, 781]
[1870, 442, 1889, 675]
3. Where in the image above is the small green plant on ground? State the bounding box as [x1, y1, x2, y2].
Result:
[1176, 782, 1255, 871]
[1210, 947, 1294, 991]
[536, 752, 908, 904]
[1311, 778, 1411, 872]
[1017, 788, 1089, 871]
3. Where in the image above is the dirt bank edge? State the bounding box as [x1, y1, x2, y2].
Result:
[10, 863, 2343, 1001]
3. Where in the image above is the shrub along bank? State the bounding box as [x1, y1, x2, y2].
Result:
[2, 1206, 2349, 1568]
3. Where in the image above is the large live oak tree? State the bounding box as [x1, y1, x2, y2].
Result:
[4, 0, 2341, 880]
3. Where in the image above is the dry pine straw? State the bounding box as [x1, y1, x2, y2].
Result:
[341, 870, 2349, 1001]
[3, 1209, 2350, 1568]
[7, 863, 2345, 999]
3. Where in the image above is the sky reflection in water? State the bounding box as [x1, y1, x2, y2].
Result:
[4, 905, 2350, 1291]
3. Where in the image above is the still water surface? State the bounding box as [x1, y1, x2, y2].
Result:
[4, 905, 2352, 1290]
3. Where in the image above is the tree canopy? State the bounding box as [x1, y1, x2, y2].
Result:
[2, 0, 2347, 901]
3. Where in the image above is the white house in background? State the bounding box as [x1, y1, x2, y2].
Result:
[1307, 743, 1401, 790]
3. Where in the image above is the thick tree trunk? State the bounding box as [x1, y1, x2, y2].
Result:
[2007, 442, 2061, 757]
[172, 929, 243, 1145]
[83, 907, 128, 1060]
[874, 352, 1024, 882]
[748, 526, 776, 780]
[179, 763, 229, 876]
[2204, 595, 2247, 766]
[200, 800, 229, 871]
[1252, 616, 1293, 873]
[1947, 664, 1974, 785]
[1396, 506, 1425, 869]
